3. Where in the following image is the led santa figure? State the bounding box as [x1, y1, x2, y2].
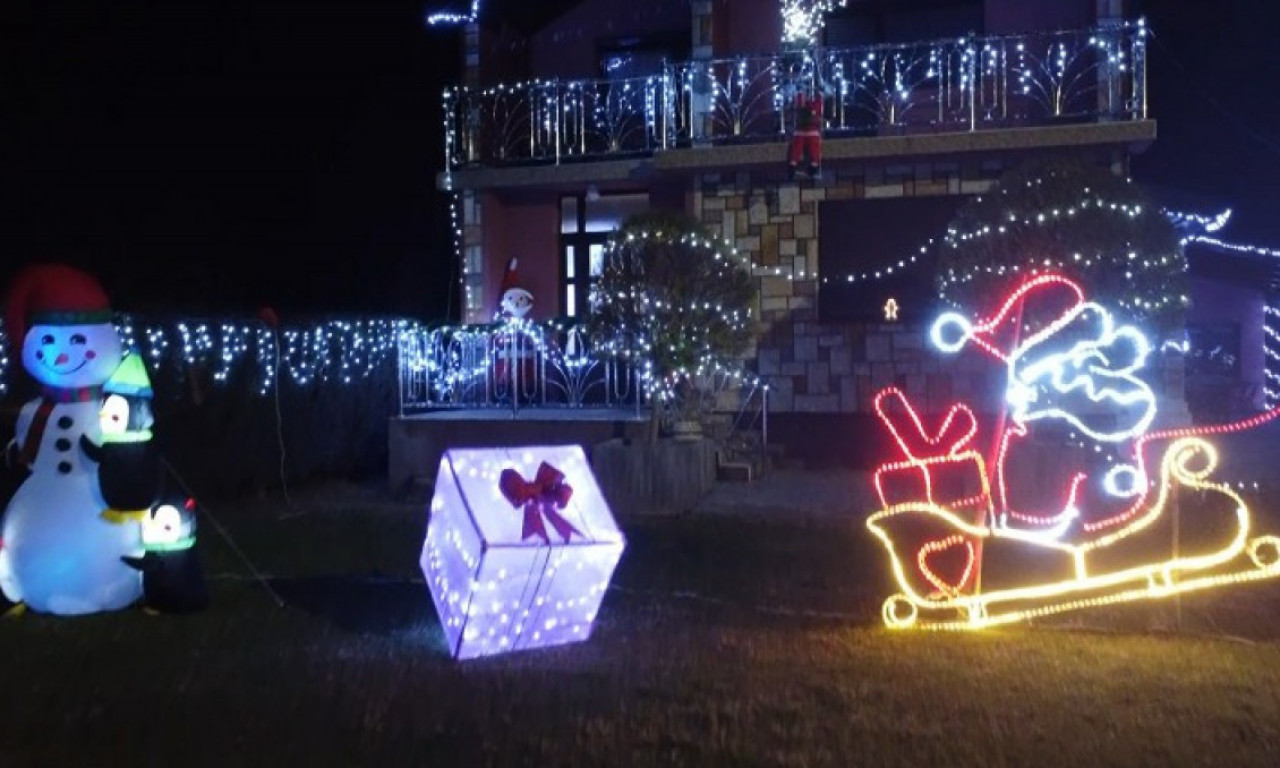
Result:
[493, 256, 538, 402]
[0, 264, 143, 614]
[789, 89, 824, 178]
[931, 274, 1159, 543]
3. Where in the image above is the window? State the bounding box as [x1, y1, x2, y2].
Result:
[560, 192, 648, 318]
[462, 193, 484, 316]
[464, 245, 483, 313]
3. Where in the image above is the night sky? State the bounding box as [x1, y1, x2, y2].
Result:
[3, 1, 1279, 320]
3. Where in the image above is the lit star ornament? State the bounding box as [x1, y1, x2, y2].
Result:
[781, 1, 847, 47]
[867, 272, 1280, 630]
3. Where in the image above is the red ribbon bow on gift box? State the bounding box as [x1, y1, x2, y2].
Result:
[499, 461, 581, 544]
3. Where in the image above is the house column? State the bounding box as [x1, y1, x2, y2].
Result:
[456, 22, 483, 323]
[689, 1, 714, 142]
[463, 21, 481, 88]
[1095, 0, 1126, 119]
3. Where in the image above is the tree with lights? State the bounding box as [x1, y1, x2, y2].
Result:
[586, 212, 754, 442]
[936, 158, 1186, 333]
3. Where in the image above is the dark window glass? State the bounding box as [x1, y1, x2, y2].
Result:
[818, 196, 960, 323]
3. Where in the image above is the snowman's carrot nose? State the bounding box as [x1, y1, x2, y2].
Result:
[54, 353, 69, 365]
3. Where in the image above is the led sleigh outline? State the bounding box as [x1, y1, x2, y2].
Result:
[868, 437, 1280, 631]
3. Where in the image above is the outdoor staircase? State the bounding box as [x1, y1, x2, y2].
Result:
[705, 413, 776, 482]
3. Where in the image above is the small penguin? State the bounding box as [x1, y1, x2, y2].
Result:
[96, 354, 162, 516]
[121, 499, 208, 614]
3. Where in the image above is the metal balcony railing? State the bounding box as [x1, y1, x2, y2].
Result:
[398, 319, 773, 474]
[397, 320, 645, 414]
[442, 20, 1148, 171]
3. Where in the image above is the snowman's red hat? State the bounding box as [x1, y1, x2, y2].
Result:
[4, 264, 114, 352]
[500, 256, 524, 296]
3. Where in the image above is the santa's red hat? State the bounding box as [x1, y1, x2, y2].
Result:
[967, 273, 1085, 361]
[500, 256, 524, 296]
[4, 264, 114, 353]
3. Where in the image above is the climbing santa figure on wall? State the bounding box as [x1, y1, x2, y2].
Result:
[0, 264, 143, 615]
[784, 49, 833, 180]
[789, 87, 824, 179]
[492, 256, 538, 402]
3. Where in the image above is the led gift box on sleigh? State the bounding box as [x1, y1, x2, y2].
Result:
[420, 445, 625, 659]
[865, 273, 1280, 630]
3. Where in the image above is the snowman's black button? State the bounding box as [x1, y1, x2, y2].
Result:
[55, 438, 72, 451]
[57, 416, 74, 429]
[57, 461, 73, 474]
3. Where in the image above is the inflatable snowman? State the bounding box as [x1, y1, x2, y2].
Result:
[0, 264, 143, 614]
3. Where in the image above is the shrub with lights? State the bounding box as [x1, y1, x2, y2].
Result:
[586, 212, 755, 438]
[937, 159, 1186, 333]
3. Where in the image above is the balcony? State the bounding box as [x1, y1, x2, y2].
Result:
[396, 319, 767, 452]
[442, 21, 1149, 178]
[398, 321, 643, 413]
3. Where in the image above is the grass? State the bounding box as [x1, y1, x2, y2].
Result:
[3, 480, 1280, 766]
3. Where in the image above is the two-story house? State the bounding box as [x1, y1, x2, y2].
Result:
[425, 0, 1155, 467]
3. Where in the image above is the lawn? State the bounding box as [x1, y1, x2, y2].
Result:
[3, 479, 1280, 766]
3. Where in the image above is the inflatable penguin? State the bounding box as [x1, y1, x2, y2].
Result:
[95, 353, 162, 516]
[0, 264, 143, 614]
[122, 499, 208, 614]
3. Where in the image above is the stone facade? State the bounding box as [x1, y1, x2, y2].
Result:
[693, 161, 1005, 415]
[690, 153, 1183, 419]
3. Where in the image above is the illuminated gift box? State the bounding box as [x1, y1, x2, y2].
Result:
[420, 445, 626, 660]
